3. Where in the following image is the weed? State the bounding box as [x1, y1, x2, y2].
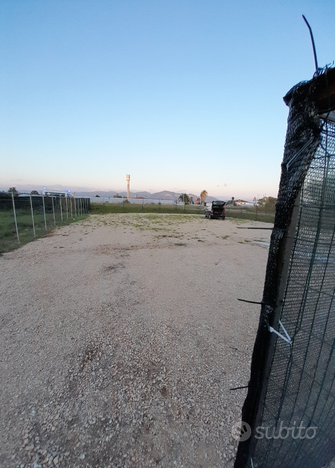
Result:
[90, 202, 204, 216]
[0, 210, 88, 254]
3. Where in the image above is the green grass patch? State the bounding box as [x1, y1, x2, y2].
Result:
[0, 209, 88, 254]
[90, 202, 204, 215]
[225, 208, 274, 223]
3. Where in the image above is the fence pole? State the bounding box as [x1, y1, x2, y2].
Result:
[11, 192, 20, 244]
[42, 195, 47, 230]
[51, 197, 56, 226]
[74, 198, 77, 217]
[65, 196, 69, 219]
[60, 197, 63, 222]
[70, 197, 73, 218]
[29, 194, 36, 237]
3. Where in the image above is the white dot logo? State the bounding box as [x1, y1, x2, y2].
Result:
[231, 421, 252, 442]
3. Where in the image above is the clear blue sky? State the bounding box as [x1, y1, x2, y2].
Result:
[1, 0, 334, 199]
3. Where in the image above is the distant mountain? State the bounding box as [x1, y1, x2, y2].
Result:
[149, 191, 218, 202]
[72, 189, 221, 202]
[75, 190, 156, 198]
[117, 191, 152, 198]
[151, 190, 177, 200]
[206, 195, 219, 202]
[133, 191, 152, 198]
[0, 184, 226, 201]
[76, 190, 117, 197]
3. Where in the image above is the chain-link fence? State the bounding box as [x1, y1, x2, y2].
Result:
[0, 193, 90, 253]
[90, 200, 205, 215]
[90, 200, 275, 220]
[225, 206, 275, 223]
[235, 68, 335, 468]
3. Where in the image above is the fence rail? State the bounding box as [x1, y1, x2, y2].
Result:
[0, 194, 90, 253]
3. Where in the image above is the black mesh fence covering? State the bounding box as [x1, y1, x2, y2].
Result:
[235, 68, 335, 468]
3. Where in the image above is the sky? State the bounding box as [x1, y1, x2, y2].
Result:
[1, 1, 334, 200]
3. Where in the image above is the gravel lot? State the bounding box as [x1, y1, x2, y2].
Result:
[0, 213, 272, 468]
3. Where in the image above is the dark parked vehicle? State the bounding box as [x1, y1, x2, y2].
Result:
[204, 201, 226, 219]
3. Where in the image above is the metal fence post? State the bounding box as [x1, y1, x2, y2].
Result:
[51, 196, 56, 226]
[11, 191, 20, 243]
[65, 196, 69, 219]
[42, 195, 47, 230]
[29, 194, 36, 237]
[60, 197, 63, 222]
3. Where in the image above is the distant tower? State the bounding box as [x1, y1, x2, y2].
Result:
[126, 174, 130, 199]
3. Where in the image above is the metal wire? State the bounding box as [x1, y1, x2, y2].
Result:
[235, 70, 335, 468]
[251, 120, 335, 468]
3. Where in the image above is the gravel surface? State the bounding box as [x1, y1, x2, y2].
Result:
[0, 213, 272, 468]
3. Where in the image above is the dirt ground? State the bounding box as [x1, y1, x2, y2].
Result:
[0, 213, 273, 468]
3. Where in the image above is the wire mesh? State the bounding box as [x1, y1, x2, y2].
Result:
[235, 68, 335, 468]
[251, 119, 335, 468]
[0, 194, 90, 253]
